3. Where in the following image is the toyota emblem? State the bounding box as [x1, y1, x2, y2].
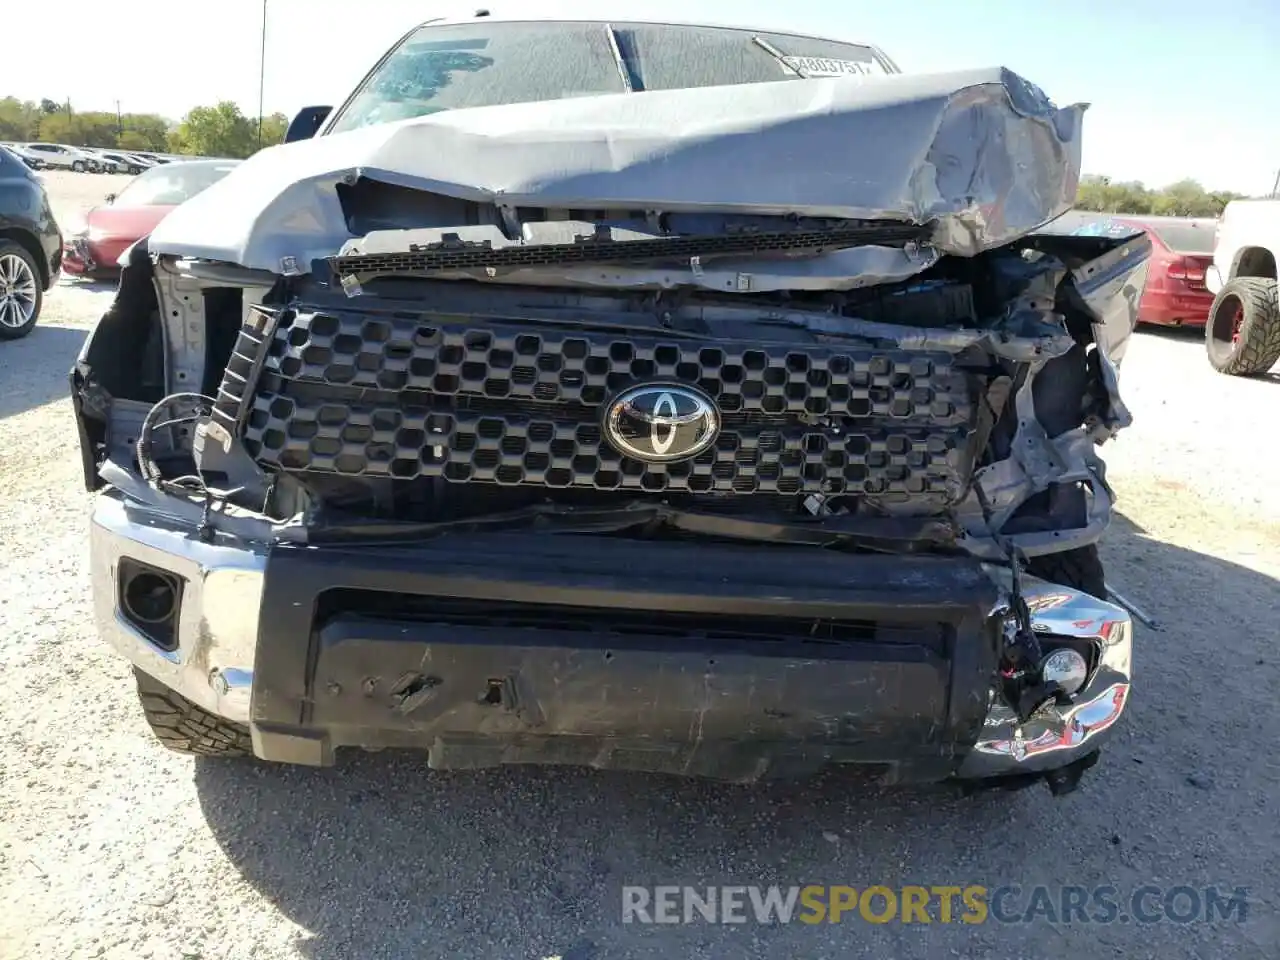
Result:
[602, 383, 721, 463]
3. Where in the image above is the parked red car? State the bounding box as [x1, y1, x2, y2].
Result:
[1116, 216, 1217, 327]
[1048, 213, 1217, 327]
[63, 159, 240, 276]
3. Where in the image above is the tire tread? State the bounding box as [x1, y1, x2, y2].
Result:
[1026, 544, 1108, 600]
[1206, 277, 1280, 376]
[133, 669, 252, 758]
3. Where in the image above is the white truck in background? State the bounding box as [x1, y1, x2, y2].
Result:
[1204, 199, 1280, 376]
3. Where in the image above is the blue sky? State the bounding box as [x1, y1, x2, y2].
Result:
[3, 0, 1277, 194]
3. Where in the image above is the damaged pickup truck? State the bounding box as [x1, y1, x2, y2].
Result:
[72, 17, 1145, 795]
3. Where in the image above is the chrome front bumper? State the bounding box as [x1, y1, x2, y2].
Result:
[956, 579, 1133, 778]
[91, 489, 264, 725]
[90, 488, 1133, 778]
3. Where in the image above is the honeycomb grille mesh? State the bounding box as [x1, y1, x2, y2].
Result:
[235, 306, 979, 500]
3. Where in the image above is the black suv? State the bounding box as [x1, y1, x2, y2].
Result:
[0, 146, 61, 339]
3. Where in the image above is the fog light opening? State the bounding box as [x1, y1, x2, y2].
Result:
[118, 558, 184, 652]
[1040, 647, 1089, 698]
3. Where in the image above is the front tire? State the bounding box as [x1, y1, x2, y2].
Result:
[134, 668, 253, 758]
[1025, 544, 1108, 600]
[1205, 276, 1280, 376]
[0, 241, 43, 340]
[71, 160, 86, 172]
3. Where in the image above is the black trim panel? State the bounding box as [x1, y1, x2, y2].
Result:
[251, 533, 1002, 779]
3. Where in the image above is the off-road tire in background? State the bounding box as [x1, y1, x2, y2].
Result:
[134, 668, 253, 758]
[1026, 544, 1108, 601]
[1205, 276, 1280, 376]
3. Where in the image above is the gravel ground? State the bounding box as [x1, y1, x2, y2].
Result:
[1, 171, 1278, 960]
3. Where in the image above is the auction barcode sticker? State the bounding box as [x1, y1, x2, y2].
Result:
[782, 56, 881, 77]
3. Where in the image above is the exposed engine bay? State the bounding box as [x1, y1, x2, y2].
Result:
[71, 63, 1151, 562]
[72, 220, 1147, 564]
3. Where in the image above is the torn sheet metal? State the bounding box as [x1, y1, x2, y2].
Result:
[147, 66, 1084, 274]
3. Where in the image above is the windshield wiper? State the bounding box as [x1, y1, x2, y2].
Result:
[752, 36, 806, 77]
[604, 24, 638, 92]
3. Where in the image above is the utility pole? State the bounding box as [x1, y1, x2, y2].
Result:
[116, 100, 123, 139]
[65, 98, 74, 144]
[1270, 168, 1280, 200]
[257, 0, 268, 150]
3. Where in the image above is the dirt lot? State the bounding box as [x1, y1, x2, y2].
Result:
[1, 171, 1278, 959]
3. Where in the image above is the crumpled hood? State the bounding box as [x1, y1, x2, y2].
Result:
[147, 66, 1086, 274]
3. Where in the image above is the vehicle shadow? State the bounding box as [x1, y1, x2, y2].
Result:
[57, 275, 118, 294]
[0, 324, 86, 420]
[193, 511, 1279, 960]
[1134, 323, 1203, 343]
[1135, 323, 1280, 382]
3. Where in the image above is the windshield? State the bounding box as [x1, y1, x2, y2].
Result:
[112, 162, 238, 207]
[327, 20, 890, 134]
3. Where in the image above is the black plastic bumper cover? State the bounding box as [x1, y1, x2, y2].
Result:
[250, 533, 1003, 781]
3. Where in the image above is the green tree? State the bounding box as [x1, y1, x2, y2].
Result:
[33, 109, 118, 146]
[117, 130, 151, 151]
[256, 112, 290, 149]
[1150, 179, 1208, 217]
[169, 101, 257, 158]
[1211, 189, 1249, 210]
[1075, 175, 1154, 214]
[0, 97, 40, 141]
[120, 114, 171, 151]
[65, 111, 123, 147]
[34, 111, 75, 143]
[1077, 175, 1249, 217]
[5, 98, 171, 150]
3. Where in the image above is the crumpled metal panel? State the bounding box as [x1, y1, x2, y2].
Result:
[146, 66, 1084, 274]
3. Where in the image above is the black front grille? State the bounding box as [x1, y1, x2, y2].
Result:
[229, 304, 980, 501]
